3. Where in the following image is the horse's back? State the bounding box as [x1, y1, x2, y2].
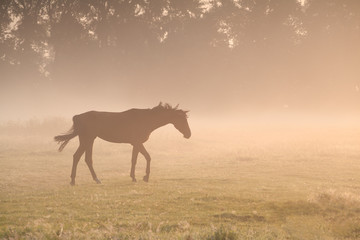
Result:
[73, 109, 151, 143]
[76, 109, 147, 122]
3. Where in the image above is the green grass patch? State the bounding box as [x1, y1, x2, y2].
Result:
[1, 128, 360, 239]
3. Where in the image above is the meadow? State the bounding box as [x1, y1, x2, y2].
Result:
[1, 120, 360, 239]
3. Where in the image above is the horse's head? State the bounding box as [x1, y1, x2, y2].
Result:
[172, 108, 191, 139]
[154, 102, 191, 139]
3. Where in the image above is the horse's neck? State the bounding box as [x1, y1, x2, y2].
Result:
[147, 111, 172, 132]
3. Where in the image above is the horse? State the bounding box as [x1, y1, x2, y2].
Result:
[54, 103, 191, 185]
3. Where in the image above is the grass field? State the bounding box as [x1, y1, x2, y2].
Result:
[1, 122, 360, 239]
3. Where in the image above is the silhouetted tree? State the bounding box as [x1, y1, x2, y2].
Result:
[0, 0, 359, 104]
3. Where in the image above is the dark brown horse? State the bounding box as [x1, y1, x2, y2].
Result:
[54, 103, 191, 185]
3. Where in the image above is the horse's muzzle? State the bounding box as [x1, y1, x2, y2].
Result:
[183, 133, 191, 139]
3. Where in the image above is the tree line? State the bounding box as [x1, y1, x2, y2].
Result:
[1, 0, 359, 89]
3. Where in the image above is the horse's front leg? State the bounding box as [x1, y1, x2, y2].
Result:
[139, 144, 151, 182]
[130, 145, 139, 182]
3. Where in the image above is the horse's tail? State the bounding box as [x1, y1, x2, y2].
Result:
[54, 126, 77, 152]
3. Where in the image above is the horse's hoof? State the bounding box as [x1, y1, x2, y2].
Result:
[95, 179, 102, 184]
[70, 181, 75, 186]
[132, 178, 137, 182]
[143, 176, 149, 182]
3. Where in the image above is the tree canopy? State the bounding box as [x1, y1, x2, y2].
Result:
[1, 0, 359, 114]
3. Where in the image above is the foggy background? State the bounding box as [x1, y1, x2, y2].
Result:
[2, 2, 360, 238]
[1, 0, 359, 126]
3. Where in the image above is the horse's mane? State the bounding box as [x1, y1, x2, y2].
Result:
[152, 102, 189, 118]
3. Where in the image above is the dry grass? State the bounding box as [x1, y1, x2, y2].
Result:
[1, 123, 360, 239]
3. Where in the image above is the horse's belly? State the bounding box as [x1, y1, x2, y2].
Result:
[94, 124, 149, 144]
[98, 133, 149, 144]
[97, 134, 129, 143]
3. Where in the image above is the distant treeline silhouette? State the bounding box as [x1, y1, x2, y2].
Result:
[1, 0, 359, 87]
[0, 118, 68, 136]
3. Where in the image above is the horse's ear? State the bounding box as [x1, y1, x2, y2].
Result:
[175, 104, 179, 109]
[184, 110, 190, 118]
[158, 102, 163, 107]
[164, 103, 171, 109]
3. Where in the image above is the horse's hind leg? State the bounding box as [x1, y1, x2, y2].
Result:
[71, 144, 85, 186]
[85, 138, 101, 184]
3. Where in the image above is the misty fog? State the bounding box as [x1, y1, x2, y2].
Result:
[0, 0, 359, 126]
[2, 1, 360, 238]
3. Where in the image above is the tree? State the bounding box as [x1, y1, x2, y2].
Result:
[0, 0, 359, 109]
